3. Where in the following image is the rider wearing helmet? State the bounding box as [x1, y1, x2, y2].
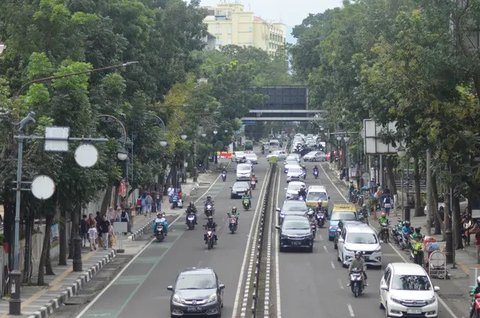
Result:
[412, 227, 422, 241]
[378, 212, 389, 226]
[471, 276, 480, 316]
[348, 251, 367, 286]
[204, 216, 218, 243]
[228, 206, 240, 223]
[153, 212, 168, 236]
[298, 185, 307, 200]
[402, 220, 413, 236]
[301, 165, 307, 179]
[186, 202, 198, 224]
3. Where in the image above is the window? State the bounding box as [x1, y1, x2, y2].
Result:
[391, 275, 431, 291]
[346, 233, 378, 244]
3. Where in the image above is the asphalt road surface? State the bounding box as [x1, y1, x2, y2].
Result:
[74, 156, 271, 318]
[273, 161, 458, 318]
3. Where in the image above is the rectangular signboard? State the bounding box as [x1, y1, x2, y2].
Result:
[45, 126, 69, 152]
[363, 119, 399, 154]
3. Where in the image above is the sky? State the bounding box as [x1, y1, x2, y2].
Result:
[198, 0, 344, 28]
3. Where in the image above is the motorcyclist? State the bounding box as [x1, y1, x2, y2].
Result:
[313, 165, 319, 174]
[241, 192, 251, 208]
[411, 227, 423, 241]
[204, 195, 215, 212]
[227, 206, 240, 224]
[412, 234, 424, 265]
[204, 216, 218, 243]
[378, 212, 389, 226]
[470, 276, 480, 317]
[402, 220, 413, 236]
[301, 165, 307, 179]
[348, 251, 367, 286]
[153, 212, 168, 236]
[298, 185, 307, 200]
[250, 173, 257, 184]
[348, 181, 355, 202]
[185, 202, 198, 224]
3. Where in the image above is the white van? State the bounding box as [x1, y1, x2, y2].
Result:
[236, 163, 252, 181]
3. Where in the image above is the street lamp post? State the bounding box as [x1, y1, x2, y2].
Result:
[344, 136, 350, 181]
[9, 61, 137, 315]
[213, 130, 218, 164]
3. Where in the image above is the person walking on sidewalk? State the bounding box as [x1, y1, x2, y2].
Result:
[145, 192, 153, 216]
[120, 208, 130, 234]
[463, 214, 474, 246]
[88, 222, 98, 251]
[99, 216, 110, 249]
[80, 214, 89, 247]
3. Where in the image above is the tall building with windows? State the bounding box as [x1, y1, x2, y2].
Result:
[203, 2, 287, 55]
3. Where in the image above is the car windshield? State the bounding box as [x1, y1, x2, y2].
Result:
[176, 273, 217, 290]
[283, 220, 310, 230]
[238, 165, 250, 171]
[234, 182, 249, 188]
[288, 184, 303, 192]
[391, 275, 431, 291]
[306, 192, 327, 201]
[289, 168, 303, 174]
[346, 233, 377, 244]
[331, 212, 356, 221]
[284, 202, 307, 211]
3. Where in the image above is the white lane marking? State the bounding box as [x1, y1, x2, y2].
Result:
[274, 165, 282, 318]
[233, 166, 271, 318]
[338, 279, 344, 290]
[76, 175, 222, 318]
[331, 261, 336, 269]
[317, 233, 323, 241]
[319, 163, 347, 202]
[389, 242, 458, 318]
[323, 245, 329, 253]
[262, 169, 276, 318]
[347, 304, 355, 317]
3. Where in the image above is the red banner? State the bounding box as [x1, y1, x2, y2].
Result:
[119, 179, 127, 197]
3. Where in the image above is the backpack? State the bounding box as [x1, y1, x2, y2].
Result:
[384, 196, 391, 204]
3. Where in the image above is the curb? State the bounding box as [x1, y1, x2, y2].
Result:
[130, 218, 155, 241]
[27, 250, 116, 318]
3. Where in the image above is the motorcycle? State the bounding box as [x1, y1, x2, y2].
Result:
[379, 223, 389, 243]
[350, 268, 365, 297]
[205, 203, 214, 217]
[229, 216, 238, 234]
[298, 195, 305, 201]
[334, 228, 342, 249]
[205, 229, 215, 249]
[399, 232, 412, 250]
[250, 179, 257, 190]
[391, 221, 404, 245]
[186, 213, 196, 230]
[242, 197, 251, 210]
[316, 212, 325, 228]
[221, 172, 227, 182]
[155, 224, 165, 242]
[171, 194, 178, 209]
[470, 292, 480, 318]
[313, 169, 319, 179]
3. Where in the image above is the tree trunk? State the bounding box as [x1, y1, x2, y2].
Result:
[385, 156, 397, 194]
[100, 186, 113, 215]
[413, 157, 423, 217]
[58, 201, 67, 265]
[37, 212, 54, 285]
[431, 174, 442, 235]
[454, 196, 464, 250]
[68, 218, 74, 259]
[23, 211, 33, 284]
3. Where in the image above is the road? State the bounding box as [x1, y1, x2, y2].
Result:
[273, 161, 458, 318]
[73, 156, 271, 318]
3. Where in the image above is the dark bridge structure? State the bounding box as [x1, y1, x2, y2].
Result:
[241, 86, 326, 125]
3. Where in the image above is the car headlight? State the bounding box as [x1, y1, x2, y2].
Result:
[344, 247, 354, 252]
[207, 293, 218, 303]
[280, 234, 288, 239]
[374, 246, 382, 252]
[390, 297, 403, 304]
[280, 213, 285, 218]
[425, 296, 436, 305]
[172, 294, 184, 305]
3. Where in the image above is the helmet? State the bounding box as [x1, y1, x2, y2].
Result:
[404, 221, 411, 227]
[207, 195, 212, 200]
[381, 212, 386, 217]
[232, 207, 237, 212]
[415, 227, 421, 233]
[189, 202, 194, 207]
[157, 213, 161, 218]
[207, 216, 213, 221]
[477, 276, 480, 285]
[354, 251, 361, 258]
[252, 173, 255, 176]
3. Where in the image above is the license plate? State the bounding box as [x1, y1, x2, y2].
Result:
[291, 241, 301, 246]
[407, 309, 422, 314]
[187, 306, 200, 312]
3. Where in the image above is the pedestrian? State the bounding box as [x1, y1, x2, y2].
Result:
[145, 192, 153, 216]
[168, 185, 175, 203]
[88, 222, 98, 251]
[155, 192, 162, 213]
[108, 220, 116, 248]
[80, 214, 88, 247]
[136, 195, 142, 214]
[100, 216, 110, 249]
[120, 208, 130, 234]
[141, 192, 147, 215]
[463, 214, 474, 246]
[95, 211, 102, 231]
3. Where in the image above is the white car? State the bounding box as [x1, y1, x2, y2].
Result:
[266, 150, 287, 160]
[337, 223, 382, 267]
[285, 181, 306, 200]
[284, 163, 301, 174]
[303, 151, 326, 162]
[380, 263, 440, 318]
[286, 166, 304, 183]
[244, 152, 258, 164]
[285, 154, 300, 163]
[233, 151, 245, 162]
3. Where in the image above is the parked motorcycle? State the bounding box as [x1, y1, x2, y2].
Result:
[186, 213, 196, 230]
[229, 216, 238, 234]
[350, 268, 365, 297]
[242, 197, 251, 210]
[155, 224, 165, 242]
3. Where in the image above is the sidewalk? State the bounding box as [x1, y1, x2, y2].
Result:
[325, 162, 474, 317]
[0, 171, 220, 318]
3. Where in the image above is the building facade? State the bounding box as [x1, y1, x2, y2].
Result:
[203, 2, 287, 55]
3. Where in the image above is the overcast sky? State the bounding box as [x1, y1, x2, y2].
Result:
[199, 0, 344, 28]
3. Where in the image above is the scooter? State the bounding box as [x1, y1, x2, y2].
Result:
[379, 223, 389, 243]
[205, 229, 215, 249]
[229, 216, 238, 234]
[186, 213, 196, 230]
[171, 195, 178, 209]
[250, 179, 257, 190]
[313, 169, 319, 179]
[155, 224, 165, 242]
[221, 172, 227, 182]
[242, 197, 251, 211]
[350, 268, 365, 297]
[205, 204, 214, 217]
[316, 212, 325, 228]
[470, 292, 480, 318]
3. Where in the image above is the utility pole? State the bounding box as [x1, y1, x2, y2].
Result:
[426, 149, 432, 236]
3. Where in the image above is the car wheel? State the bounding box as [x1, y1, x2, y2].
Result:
[337, 250, 341, 262]
[379, 298, 384, 309]
[279, 246, 285, 252]
[342, 255, 347, 268]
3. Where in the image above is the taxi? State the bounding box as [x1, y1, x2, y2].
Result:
[305, 185, 330, 210]
[328, 203, 357, 240]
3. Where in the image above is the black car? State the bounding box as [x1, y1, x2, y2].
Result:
[168, 267, 225, 317]
[230, 181, 250, 199]
[276, 215, 314, 252]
